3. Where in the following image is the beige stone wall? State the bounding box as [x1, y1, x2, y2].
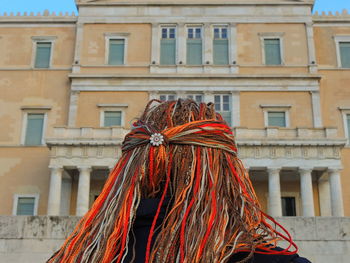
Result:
[0, 26, 75, 215]
[240, 91, 314, 128]
[313, 25, 350, 216]
[0, 148, 50, 215]
[76, 91, 149, 128]
[0, 27, 75, 67]
[237, 23, 309, 74]
[80, 23, 151, 74]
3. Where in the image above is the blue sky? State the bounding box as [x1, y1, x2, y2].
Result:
[0, 0, 349, 15]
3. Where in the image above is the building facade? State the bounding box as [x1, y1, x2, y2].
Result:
[0, 0, 349, 218]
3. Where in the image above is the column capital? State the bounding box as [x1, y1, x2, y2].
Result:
[266, 167, 281, 174]
[299, 167, 313, 175]
[49, 166, 64, 172]
[328, 168, 342, 174]
[78, 166, 92, 173]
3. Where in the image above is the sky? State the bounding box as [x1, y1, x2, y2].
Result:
[0, 0, 349, 15]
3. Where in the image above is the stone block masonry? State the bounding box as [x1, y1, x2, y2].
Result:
[0, 216, 349, 263]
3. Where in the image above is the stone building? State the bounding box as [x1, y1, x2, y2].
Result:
[0, 0, 349, 220]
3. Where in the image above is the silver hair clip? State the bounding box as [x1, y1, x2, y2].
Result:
[150, 133, 164, 146]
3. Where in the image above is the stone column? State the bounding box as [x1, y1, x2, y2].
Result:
[299, 168, 315, 216]
[328, 169, 344, 217]
[203, 23, 212, 65]
[318, 176, 332, 216]
[76, 166, 92, 216]
[229, 23, 238, 73]
[231, 91, 240, 127]
[305, 22, 318, 73]
[177, 23, 186, 65]
[311, 91, 323, 128]
[47, 166, 63, 215]
[267, 168, 282, 217]
[151, 23, 160, 64]
[204, 91, 215, 104]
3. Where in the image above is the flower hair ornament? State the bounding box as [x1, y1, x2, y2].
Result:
[47, 99, 297, 263]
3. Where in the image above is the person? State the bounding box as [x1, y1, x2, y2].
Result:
[47, 99, 311, 263]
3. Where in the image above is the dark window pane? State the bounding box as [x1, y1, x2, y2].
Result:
[340, 42, 350, 68]
[17, 197, 35, 215]
[25, 113, 44, 145]
[264, 38, 282, 65]
[108, 39, 125, 65]
[187, 39, 202, 65]
[282, 197, 296, 216]
[35, 42, 51, 68]
[104, 111, 122, 127]
[268, 111, 286, 127]
[222, 28, 228, 39]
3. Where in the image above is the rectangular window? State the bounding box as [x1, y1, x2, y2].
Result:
[213, 27, 229, 65]
[104, 111, 122, 127]
[281, 197, 296, 216]
[347, 114, 350, 139]
[160, 27, 176, 65]
[264, 38, 282, 65]
[25, 113, 45, 146]
[214, 95, 231, 126]
[34, 42, 52, 68]
[339, 42, 350, 68]
[108, 39, 125, 65]
[187, 27, 203, 65]
[268, 111, 286, 127]
[16, 197, 36, 215]
[159, 94, 177, 101]
[187, 94, 203, 103]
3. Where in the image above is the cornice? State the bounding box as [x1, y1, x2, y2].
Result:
[76, 0, 315, 8]
[68, 74, 322, 80]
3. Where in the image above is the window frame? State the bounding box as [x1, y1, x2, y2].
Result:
[186, 25, 204, 65]
[31, 36, 56, 69]
[214, 94, 232, 126]
[339, 107, 350, 146]
[281, 192, 301, 217]
[159, 93, 177, 102]
[98, 104, 128, 128]
[259, 33, 285, 66]
[260, 104, 291, 128]
[12, 194, 39, 216]
[212, 25, 230, 65]
[159, 25, 177, 66]
[334, 35, 350, 68]
[186, 93, 204, 103]
[20, 107, 50, 146]
[105, 33, 129, 66]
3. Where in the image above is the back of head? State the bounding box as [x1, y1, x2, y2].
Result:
[48, 99, 296, 263]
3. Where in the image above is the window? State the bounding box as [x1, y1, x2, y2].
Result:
[160, 27, 176, 65]
[24, 113, 45, 145]
[160, 94, 177, 101]
[264, 38, 282, 65]
[281, 197, 297, 216]
[267, 111, 286, 127]
[347, 114, 350, 140]
[34, 42, 52, 68]
[108, 39, 125, 65]
[104, 111, 122, 127]
[214, 95, 231, 126]
[187, 94, 203, 103]
[13, 195, 39, 216]
[187, 27, 203, 65]
[339, 42, 350, 68]
[213, 27, 229, 65]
